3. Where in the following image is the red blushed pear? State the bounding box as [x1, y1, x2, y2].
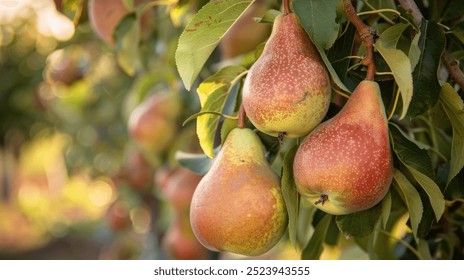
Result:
[88, 0, 153, 45]
[162, 217, 210, 260]
[190, 128, 288, 256]
[293, 80, 393, 215]
[242, 13, 331, 138]
[128, 92, 180, 154]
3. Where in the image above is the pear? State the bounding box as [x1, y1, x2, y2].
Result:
[242, 13, 331, 138]
[88, 0, 153, 45]
[190, 128, 287, 256]
[293, 81, 393, 215]
[128, 92, 180, 154]
[162, 217, 211, 260]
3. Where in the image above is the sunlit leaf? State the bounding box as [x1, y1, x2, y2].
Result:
[375, 28, 413, 119]
[281, 146, 300, 249]
[393, 169, 423, 240]
[440, 83, 464, 186]
[407, 167, 445, 221]
[175, 0, 254, 90]
[196, 66, 247, 157]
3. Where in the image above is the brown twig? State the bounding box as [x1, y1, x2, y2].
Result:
[283, 0, 291, 15]
[398, 0, 464, 90]
[343, 0, 376, 81]
[238, 104, 246, 128]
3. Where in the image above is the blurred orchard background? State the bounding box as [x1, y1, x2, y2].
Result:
[0, 0, 298, 260]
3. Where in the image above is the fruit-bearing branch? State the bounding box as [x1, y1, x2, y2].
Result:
[397, 0, 464, 90]
[343, 0, 376, 81]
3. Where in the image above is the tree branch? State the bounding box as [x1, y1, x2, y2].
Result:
[398, 0, 464, 90]
[343, 0, 376, 81]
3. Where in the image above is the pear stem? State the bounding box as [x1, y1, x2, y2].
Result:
[283, 0, 291, 15]
[343, 0, 376, 81]
[238, 104, 246, 128]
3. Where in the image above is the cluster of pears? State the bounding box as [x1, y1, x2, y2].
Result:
[156, 167, 211, 260]
[241, 10, 393, 215]
[188, 5, 394, 256]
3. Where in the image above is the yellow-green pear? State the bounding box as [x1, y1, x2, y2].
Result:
[190, 128, 287, 256]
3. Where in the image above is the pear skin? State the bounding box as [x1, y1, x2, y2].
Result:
[293, 81, 393, 215]
[242, 13, 331, 138]
[190, 128, 288, 256]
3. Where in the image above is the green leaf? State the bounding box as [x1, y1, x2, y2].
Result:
[293, 0, 340, 50]
[381, 190, 392, 229]
[389, 124, 445, 221]
[375, 28, 413, 119]
[407, 167, 445, 221]
[319, 46, 350, 93]
[389, 124, 434, 177]
[378, 23, 409, 49]
[220, 113, 238, 145]
[301, 213, 332, 260]
[258, 9, 281, 24]
[335, 203, 382, 239]
[281, 146, 300, 249]
[408, 32, 421, 71]
[175, 0, 254, 90]
[175, 151, 212, 175]
[440, 83, 464, 186]
[114, 13, 140, 76]
[393, 169, 423, 240]
[327, 24, 357, 83]
[196, 66, 247, 158]
[408, 20, 446, 117]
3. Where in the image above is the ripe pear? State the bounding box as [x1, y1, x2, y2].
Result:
[293, 81, 393, 215]
[88, 0, 152, 45]
[190, 128, 288, 256]
[219, 0, 272, 59]
[242, 13, 331, 138]
[163, 217, 210, 260]
[128, 92, 180, 154]
[164, 168, 203, 214]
